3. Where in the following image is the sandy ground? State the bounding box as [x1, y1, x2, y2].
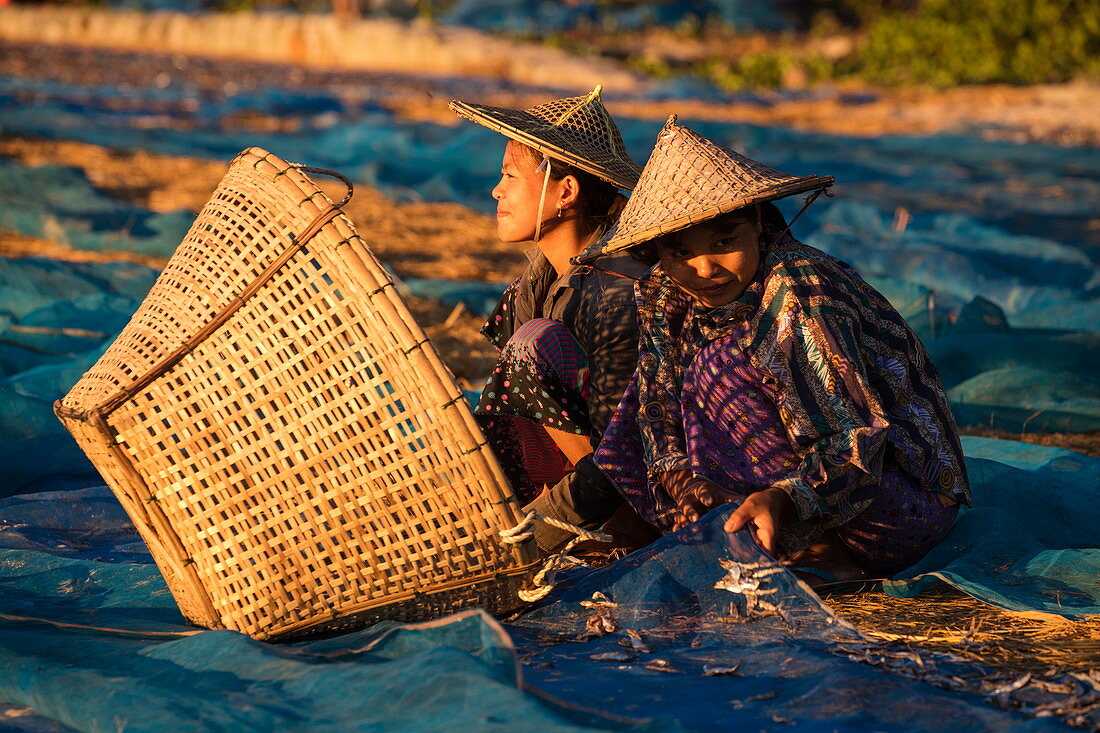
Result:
[619, 82, 1100, 146]
[3, 41, 1100, 147]
[444, 81, 1100, 147]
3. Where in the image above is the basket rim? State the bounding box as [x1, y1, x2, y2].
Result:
[255, 560, 543, 641]
[55, 147, 342, 422]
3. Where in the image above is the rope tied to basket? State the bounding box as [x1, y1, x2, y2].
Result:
[500, 509, 611, 545]
[501, 509, 612, 602]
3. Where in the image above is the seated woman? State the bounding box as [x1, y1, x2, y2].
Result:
[545, 116, 972, 585]
[448, 86, 652, 515]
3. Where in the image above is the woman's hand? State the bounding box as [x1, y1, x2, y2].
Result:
[723, 487, 794, 555]
[662, 470, 737, 531]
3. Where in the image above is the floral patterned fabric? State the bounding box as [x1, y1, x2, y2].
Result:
[477, 319, 589, 502]
[476, 248, 646, 502]
[595, 228, 971, 560]
[598, 326, 958, 568]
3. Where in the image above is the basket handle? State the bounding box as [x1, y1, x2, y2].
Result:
[292, 165, 354, 207]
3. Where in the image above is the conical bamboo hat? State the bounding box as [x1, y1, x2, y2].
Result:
[449, 85, 642, 190]
[576, 115, 833, 262]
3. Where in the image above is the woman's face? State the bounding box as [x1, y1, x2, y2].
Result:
[491, 141, 563, 243]
[657, 210, 762, 308]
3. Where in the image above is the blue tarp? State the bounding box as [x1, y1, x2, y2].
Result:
[440, 0, 789, 34]
[1, 474, 1097, 731]
[888, 437, 1100, 618]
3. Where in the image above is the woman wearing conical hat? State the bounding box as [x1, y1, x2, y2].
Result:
[449, 86, 654, 536]
[541, 116, 972, 585]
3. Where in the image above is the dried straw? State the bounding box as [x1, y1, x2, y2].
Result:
[829, 585, 1100, 675]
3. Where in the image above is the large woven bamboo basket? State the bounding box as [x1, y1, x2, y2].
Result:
[55, 148, 539, 640]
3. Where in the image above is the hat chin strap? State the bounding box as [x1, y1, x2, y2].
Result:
[533, 155, 553, 243]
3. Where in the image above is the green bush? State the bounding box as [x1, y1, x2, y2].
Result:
[636, 0, 1099, 91]
[695, 49, 835, 90]
[852, 0, 1100, 86]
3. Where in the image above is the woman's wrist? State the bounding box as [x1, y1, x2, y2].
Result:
[659, 469, 696, 499]
[760, 486, 795, 520]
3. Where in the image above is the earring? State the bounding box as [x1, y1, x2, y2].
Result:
[557, 207, 564, 218]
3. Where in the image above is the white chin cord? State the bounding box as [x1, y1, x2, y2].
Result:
[533, 155, 552, 243]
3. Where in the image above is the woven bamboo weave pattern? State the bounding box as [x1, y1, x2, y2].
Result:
[56, 148, 538, 640]
[449, 84, 642, 190]
[579, 115, 834, 261]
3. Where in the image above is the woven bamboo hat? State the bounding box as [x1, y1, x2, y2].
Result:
[449, 85, 642, 191]
[576, 115, 834, 263]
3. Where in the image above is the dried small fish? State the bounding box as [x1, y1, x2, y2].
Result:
[579, 591, 617, 609]
[535, 632, 575, 647]
[714, 559, 784, 595]
[581, 591, 619, 637]
[703, 661, 742, 676]
[617, 629, 651, 653]
[732, 690, 778, 709]
[584, 611, 618, 637]
[1071, 671, 1100, 693]
[590, 651, 636, 663]
[713, 559, 794, 625]
[989, 674, 1032, 696]
[744, 597, 797, 630]
[584, 616, 616, 637]
[746, 691, 779, 702]
[644, 658, 680, 673]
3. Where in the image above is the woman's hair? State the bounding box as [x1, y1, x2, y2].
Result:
[629, 242, 659, 267]
[628, 204, 768, 267]
[710, 205, 763, 232]
[514, 143, 621, 237]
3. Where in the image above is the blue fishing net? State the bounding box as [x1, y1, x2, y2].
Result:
[399, 277, 511, 317]
[0, 159, 192, 257]
[511, 507, 1092, 730]
[0, 258, 160, 496]
[2, 33, 1099, 733]
[0, 70, 1097, 729]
